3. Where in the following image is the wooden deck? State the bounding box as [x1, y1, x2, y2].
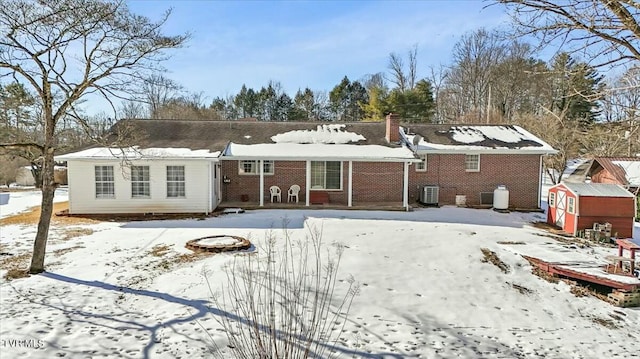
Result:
[523, 255, 640, 292]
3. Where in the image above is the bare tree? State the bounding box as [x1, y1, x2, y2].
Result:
[142, 73, 183, 119]
[387, 45, 418, 92]
[0, 0, 188, 274]
[497, 0, 640, 68]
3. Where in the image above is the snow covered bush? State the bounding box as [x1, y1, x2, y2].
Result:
[208, 225, 359, 358]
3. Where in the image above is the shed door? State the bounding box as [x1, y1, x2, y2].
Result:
[555, 190, 566, 227]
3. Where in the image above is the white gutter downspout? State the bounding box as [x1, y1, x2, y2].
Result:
[207, 161, 212, 214]
[403, 161, 409, 211]
[348, 161, 353, 207]
[259, 159, 264, 207]
[538, 155, 543, 208]
[305, 160, 311, 207]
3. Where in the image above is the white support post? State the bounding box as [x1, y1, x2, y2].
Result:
[259, 159, 264, 207]
[348, 161, 353, 207]
[403, 161, 409, 211]
[305, 160, 311, 206]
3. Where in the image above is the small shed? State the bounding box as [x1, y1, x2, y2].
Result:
[547, 183, 636, 238]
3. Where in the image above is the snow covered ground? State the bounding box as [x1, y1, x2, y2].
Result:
[1, 191, 639, 358]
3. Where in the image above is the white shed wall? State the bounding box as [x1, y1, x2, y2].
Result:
[67, 159, 215, 214]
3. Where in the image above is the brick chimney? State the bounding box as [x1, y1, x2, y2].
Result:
[385, 113, 400, 143]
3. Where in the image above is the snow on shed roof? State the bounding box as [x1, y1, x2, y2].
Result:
[271, 124, 365, 144]
[223, 142, 418, 162]
[56, 147, 220, 160]
[557, 183, 634, 198]
[611, 160, 640, 186]
[402, 124, 556, 153]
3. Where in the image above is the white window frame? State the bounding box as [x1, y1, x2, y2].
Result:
[465, 154, 480, 172]
[131, 165, 150, 198]
[310, 161, 342, 190]
[415, 155, 427, 172]
[238, 160, 274, 175]
[549, 192, 556, 207]
[567, 197, 576, 214]
[166, 165, 185, 198]
[95, 165, 115, 199]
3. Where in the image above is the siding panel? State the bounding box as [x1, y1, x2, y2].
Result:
[67, 160, 214, 214]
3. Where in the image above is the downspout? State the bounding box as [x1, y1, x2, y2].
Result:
[306, 160, 311, 207]
[207, 161, 212, 215]
[403, 161, 409, 211]
[259, 159, 264, 207]
[538, 155, 543, 209]
[348, 161, 353, 207]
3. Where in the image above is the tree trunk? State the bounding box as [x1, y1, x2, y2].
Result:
[29, 150, 55, 274]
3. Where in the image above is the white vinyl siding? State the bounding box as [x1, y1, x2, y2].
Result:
[131, 166, 150, 198]
[66, 160, 215, 214]
[166, 166, 185, 198]
[311, 161, 342, 190]
[465, 154, 480, 172]
[238, 160, 274, 175]
[95, 166, 114, 198]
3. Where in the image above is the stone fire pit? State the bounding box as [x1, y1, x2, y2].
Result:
[186, 235, 251, 253]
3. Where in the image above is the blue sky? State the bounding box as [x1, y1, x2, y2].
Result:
[124, 0, 509, 105]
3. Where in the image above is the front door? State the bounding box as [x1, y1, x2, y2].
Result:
[555, 190, 566, 227]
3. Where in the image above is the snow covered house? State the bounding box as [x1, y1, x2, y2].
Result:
[587, 157, 640, 194]
[57, 115, 555, 214]
[400, 121, 556, 208]
[547, 182, 636, 238]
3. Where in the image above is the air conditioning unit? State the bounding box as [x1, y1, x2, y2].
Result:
[480, 192, 494, 205]
[420, 185, 439, 205]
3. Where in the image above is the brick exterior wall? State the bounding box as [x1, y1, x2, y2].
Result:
[221, 160, 307, 203]
[352, 162, 403, 203]
[222, 154, 542, 208]
[408, 153, 542, 208]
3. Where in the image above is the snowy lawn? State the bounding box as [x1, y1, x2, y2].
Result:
[1, 191, 639, 358]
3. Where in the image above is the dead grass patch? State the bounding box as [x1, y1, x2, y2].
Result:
[481, 248, 510, 274]
[148, 244, 172, 257]
[0, 202, 99, 226]
[60, 227, 94, 241]
[52, 246, 85, 257]
[591, 317, 619, 329]
[509, 282, 534, 295]
[1, 253, 31, 280]
[497, 241, 526, 245]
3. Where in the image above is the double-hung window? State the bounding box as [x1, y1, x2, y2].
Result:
[238, 160, 274, 175]
[415, 155, 427, 172]
[95, 166, 114, 198]
[310, 161, 341, 190]
[131, 166, 150, 198]
[549, 192, 556, 207]
[167, 166, 185, 198]
[465, 154, 480, 172]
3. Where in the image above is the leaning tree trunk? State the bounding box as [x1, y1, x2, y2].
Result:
[29, 150, 56, 273]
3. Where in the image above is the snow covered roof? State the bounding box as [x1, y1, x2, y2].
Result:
[555, 182, 634, 198]
[56, 147, 220, 160]
[271, 124, 365, 144]
[223, 143, 418, 162]
[402, 125, 556, 154]
[612, 160, 640, 186]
